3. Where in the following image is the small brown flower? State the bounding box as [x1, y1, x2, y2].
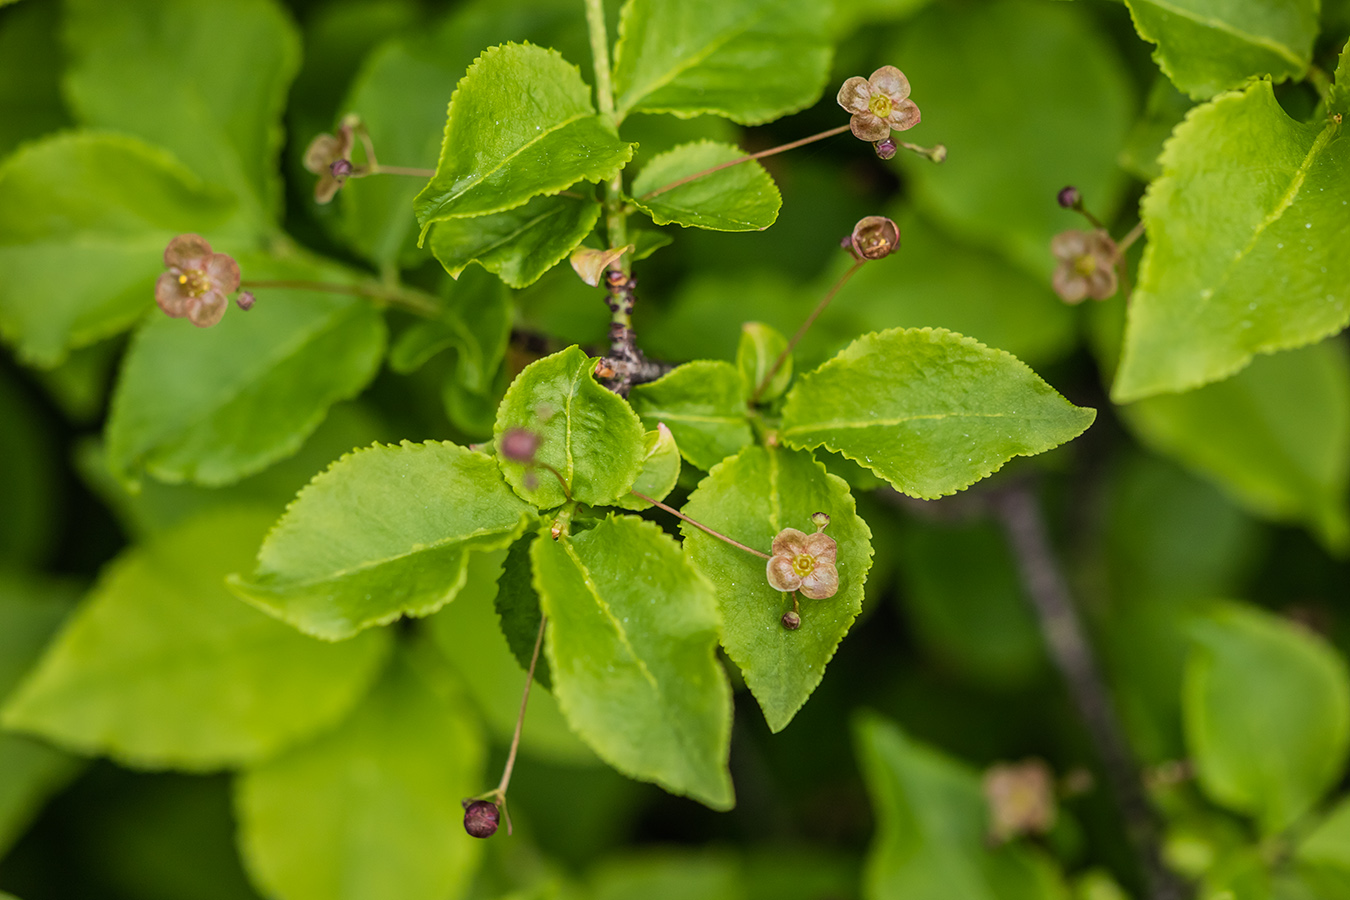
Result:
[154, 234, 240, 328]
[983, 759, 1057, 843]
[1051, 229, 1119, 304]
[304, 115, 358, 204]
[766, 527, 838, 600]
[847, 216, 901, 261]
[837, 66, 921, 142]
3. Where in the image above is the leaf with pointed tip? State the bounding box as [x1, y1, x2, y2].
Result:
[780, 328, 1096, 499]
[1, 509, 391, 769]
[737, 321, 792, 404]
[631, 141, 780, 232]
[413, 43, 634, 229]
[682, 446, 871, 732]
[629, 361, 752, 471]
[613, 0, 832, 124]
[64, 0, 300, 223]
[105, 253, 386, 487]
[1184, 602, 1350, 835]
[236, 642, 486, 900]
[493, 346, 647, 508]
[1113, 81, 1350, 402]
[229, 441, 534, 640]
[615, 425, 682, 510]
[0, 133, 237, 368]
[532, 517, 734, 809]
[430, 194, 602, 288]
[1122, 0, 1317, 99]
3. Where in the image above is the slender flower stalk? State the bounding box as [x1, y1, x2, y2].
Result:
[630, 491, 770, 559]
[639, 124, 852, 200]
[751, 259, 865, 403]
[239, 279, 440, 318]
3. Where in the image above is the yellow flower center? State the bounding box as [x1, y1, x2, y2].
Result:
[177, 269, 211, 297]
[1073, 254, 1097, 277]
[792, 554, 815, 577]
[868, 94, 893, 119]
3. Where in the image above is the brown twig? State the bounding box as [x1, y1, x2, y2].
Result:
[593, 271, 674, 395]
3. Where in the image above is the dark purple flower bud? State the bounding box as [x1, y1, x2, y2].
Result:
[781, 610, 801, 630]
[330, 158, 354, 179]
[235, 290, 256, 311]
[500, 428, 541, 463]
[874, 138, 897, 160]
[462, 800, 500, 838]
[1057, 186, 1080, 209]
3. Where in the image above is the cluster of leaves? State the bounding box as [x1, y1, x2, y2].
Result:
[1, 0, 1350, 898]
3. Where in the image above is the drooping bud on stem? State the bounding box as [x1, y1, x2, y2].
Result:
[874, 138, 897, 160]
[846, 216, 901, 261]
[462, 799, 500, 838]
[781, 609, 802, 630]
[235, 290, 256, 311]
[1057, 185, 1080, 209]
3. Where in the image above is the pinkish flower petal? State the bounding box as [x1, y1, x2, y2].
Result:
[800, 563, 839, 600]
[164, 233, 212, 270]
[869, 66, 911, 102]
[1086, 265, 1118, 300]
[303, 133, 342, 174]
[1050, 230, 1089, 261]
[767, 556, 803, 593]
[1052, 267, 1089, 304]
[849, 112, 890, 142]
[187, 291, 229, 327]
[803, 532, 837, 565]
[771, 528, 810, 558]
[205, 252, 240, 293]
[314, 172, 342, 204]
[886, 98, 921, 132]
[836, 76, 873, 115]
[155, 271, 191, 317]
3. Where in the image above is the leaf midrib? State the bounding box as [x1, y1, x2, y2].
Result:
[1132, 0, 1307, 67]
[780, 410, 1063, 437]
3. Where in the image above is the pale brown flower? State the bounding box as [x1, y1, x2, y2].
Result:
[847, 216, 901, 261]
[766, 527, 839, 599]
[303, 115, 357, 204]
[1051, 229, 1119, 304]
[154, 234, 239, 328]
[983, 759, 1057, 843]
[837, 66, 921, 142]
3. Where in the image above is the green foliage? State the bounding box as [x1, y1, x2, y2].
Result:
[1114, 80, 1350, 402]
[2, 509, 390, 769]
[779, 328, 1096, 499]
[532, 516, 734, 809]
[229, 442, 534, 640]
[414, 43, 634, 229]
[612, 0, 833, 124]
[1183, 603, 1350, 834]
[631, 141, 781, 231]
[736, 322, 792, 405]
[683, 447, 873, 732]
[628, 360, 753, 471]
[1122, 0, 1318, 99]
[614, 425, 682, 510]
[430, 195, 603, 288]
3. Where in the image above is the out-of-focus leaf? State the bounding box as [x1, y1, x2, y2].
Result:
[0, 371, 58, 566]
[589, 851, 742, 900]
[1118, 78, 1193, 182]
[389, 267, 511, 395]
[737, 322, 792, 405]
[1298, 795, 1350, 871]
[0, 0, 69, 157]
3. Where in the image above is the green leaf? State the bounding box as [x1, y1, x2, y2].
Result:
[615, 424, 682, 510]
[532, 516, 734, 808]
[430, 194, 602, 288]
[64, 0, 300, 223]
[631, 227, 674, 261]
[1122, 0, 1317, 99]
[0, 132, 236, 368]
[737, 322, 792, 405]
[628, 361, 753, 471]
[105, 252, 387, 487]
[0, 370, 59, 566]
[389, 268, 512, 395]
[0, 0, 70, 158]
[895, 0, 1133, 276]
[590, 852, 743, 900]
[413, 43, 634, 230]
[428, 547, 598, 764]
[631, 142, 781, 232]
[1113, 82, 1350, 402]
[856, 714, 1069, 900]
[1, 508, 391, 769]
[612, 0, 832, 125]
[1183, 602, 1350, 834]
[236, 641, 486, 900]
[229, 441, 534, 641]
[779, 328, 1096, 499]
[1298, 796, 1350, 871]
[493, 346, 648, 508]
[682, 446, 872, 732]
[1118, 78, 1194, 182]
[1121, 341, 1350, 551]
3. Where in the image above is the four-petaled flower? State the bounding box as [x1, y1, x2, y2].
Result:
[1051, 229, 1119, 303]
[837, 66, 921, 142]
[766, 527, 839, 600]
[155, 234, 240, 328]
[303, 115, 357, 204]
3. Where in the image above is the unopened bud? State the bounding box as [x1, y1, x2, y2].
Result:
[500, 428, 540, 463]
[235, 290, 256, 311]
[848, 216, 900, 260]
[462, 800, 500, 838]
[330, 158, 354, 179]
[874, 138, 897, 160]
[811, 511, 830, 531]
[1057, 186, 1080, 209]
[781, 610, 801, 630]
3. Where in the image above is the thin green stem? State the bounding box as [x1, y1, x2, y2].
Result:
[1117, 220, 1146, 253]
[240, 279, 440, 318]
[584, 0, 630, 273]
[640, 124, 851, 200]
[632, 491, 770, 559]
[751, 258, 865, 404]
[369, 164, 436, 178]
